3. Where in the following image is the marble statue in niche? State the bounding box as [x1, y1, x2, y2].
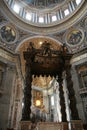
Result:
[0, 25, 16, 43]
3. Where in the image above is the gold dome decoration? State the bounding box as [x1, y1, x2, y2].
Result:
[0, 23, 17, 44]
[66, 28, 84, 47]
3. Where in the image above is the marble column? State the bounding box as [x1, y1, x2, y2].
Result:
[0, 65, 16, 129]
[57, 73, 67, 122]
[66, 65, 79, 120]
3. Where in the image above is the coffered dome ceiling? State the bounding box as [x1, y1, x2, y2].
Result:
[1, 0, 87, 34]
[21, 0, 65, 9]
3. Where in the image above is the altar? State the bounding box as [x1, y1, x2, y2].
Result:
[20, 120, 83, 130]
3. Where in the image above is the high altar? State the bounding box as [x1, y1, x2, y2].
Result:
[20, 41, 83, 130]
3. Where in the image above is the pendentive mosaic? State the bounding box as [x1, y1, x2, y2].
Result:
[0, 25, 16, 43]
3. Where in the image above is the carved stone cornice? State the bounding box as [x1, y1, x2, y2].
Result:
[74, 61, 87, 76]
[71, 47, 87, 64]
